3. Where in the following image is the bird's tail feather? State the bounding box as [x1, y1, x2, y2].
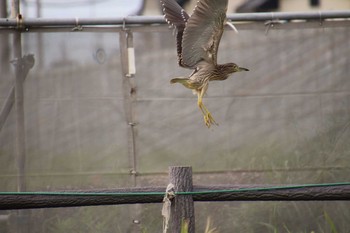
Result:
[170, 77, 197, 92]
[170, 77, 189, 84]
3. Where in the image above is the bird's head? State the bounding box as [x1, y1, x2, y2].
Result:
[226, 63, 249, 73]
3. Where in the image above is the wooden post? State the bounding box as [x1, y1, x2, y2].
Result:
[169, 166, 195, 233]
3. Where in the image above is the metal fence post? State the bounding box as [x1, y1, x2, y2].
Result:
[119, 30, 138, 185]
[169, 166, 195, 233]
[119, 29, 140, 233]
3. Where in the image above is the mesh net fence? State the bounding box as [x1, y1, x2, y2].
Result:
[0, 21, 350, 232]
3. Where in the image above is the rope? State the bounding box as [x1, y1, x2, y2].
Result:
[0, 182, 349, 197]
[162, 183, 175, 233]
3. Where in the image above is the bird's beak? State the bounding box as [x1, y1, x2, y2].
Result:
[238, 67, 249, 72]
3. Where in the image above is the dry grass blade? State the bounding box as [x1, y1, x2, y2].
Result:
[204, 217, 218, 233]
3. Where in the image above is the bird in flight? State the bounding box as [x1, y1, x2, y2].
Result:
[160, 0, 249, 128]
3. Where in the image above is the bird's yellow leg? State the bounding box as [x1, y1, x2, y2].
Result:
[197, 92, 218, 128]
[197, 84, 218, 127]
[203, 105, 218, 128]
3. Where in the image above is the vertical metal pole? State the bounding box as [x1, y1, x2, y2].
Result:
[14, 35, 30, 233]
[11, 1, 29, 233]
[119, 30, 140, 233]
[119, 30, 137, 185]
[169, 166, 195, 233]
[13, 35, 26, 193]
[11, 0, 26, 196]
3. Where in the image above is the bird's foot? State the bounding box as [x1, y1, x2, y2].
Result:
[203, 112, 218, 128]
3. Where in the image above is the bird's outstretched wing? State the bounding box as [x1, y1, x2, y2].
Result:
[182, 0, 228, 68]
[160, 0, 190, 67]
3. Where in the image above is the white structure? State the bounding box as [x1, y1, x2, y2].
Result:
[142, 0, 350, 14]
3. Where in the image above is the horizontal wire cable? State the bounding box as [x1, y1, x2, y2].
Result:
[1, 11, 350, 27]
[0, 182, 349, 197]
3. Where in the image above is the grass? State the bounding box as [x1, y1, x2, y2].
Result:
[171, 217, 218, 233]
[324, 211, 339, 233]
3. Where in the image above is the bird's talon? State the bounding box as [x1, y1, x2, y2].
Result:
[203, 112, 218, 128]
[204, 115, 211, 128]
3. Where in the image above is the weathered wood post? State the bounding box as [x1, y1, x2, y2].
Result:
[169, 166, 195, 233]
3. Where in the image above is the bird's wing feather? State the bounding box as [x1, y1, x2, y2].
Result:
[182, 0, 228, 68]
[160, 0, 190, 67]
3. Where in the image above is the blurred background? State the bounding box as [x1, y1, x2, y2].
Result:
[2, 0, 350, 17]
[1, 0, 350, 232]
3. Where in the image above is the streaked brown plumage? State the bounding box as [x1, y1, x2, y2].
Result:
[161, 0, 249, 128]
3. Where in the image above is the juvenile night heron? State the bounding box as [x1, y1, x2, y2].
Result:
[161, 0, 249, 128]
